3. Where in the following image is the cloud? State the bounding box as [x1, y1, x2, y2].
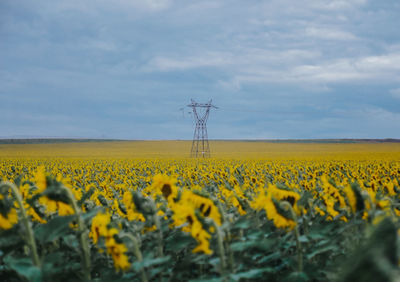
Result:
[389, 88, 400, 99]
[304, 27, 357, 40]
[1, 0, 400, 139]
[232, 51, 400, 86]
[143, 52, 233, 71]
[310, 0, 367, 11]
[35, 0, 172, 14]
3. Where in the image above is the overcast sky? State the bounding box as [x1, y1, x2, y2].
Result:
[1, 0, 400, 139]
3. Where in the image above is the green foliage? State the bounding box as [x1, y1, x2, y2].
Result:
[1, 163, 400, 282]
[34, 215, 75, 243]
[340, 218, 399, 282]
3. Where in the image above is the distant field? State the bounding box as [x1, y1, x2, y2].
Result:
[1, 140, 400, 159]
[1, 139, 400, 281]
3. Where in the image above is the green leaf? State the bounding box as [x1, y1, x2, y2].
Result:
[14, 174, 23, 187]
[34, 215, 75, 243]
[132, 256, 171, 271]
[41, 252, 81, 279]
[230, 268, 275, 281]
[189, 277, 224, 282]
[81, 206, 103, 224]
[297, 191, 312, 208]
[283, 271, 309, 282]
[42, 179, 70, 204]
[77, 186, 95, 206]
[307, 232, 325, 240]
[62, 234, 80, 251]
[231, 239, 275, 252]
[232, 216, 252, 229]
[165, 232, 194, 252]
[0, 228, 23, 250]
[3, 255, 42, 282]
[258, 252, 281, 264]
[340, 218, 398, 282]
[298, 235, 309, 243]
[306, 245, 338, 260]
[230, 241, 257, 252]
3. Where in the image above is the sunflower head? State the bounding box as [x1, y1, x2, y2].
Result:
[149, 174, 178, 201]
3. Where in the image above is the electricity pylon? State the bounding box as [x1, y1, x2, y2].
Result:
[187, 99, 218, 158]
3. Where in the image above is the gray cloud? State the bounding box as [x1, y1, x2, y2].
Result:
[1, 0, 400, 139]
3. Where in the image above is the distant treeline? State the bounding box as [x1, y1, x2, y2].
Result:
[0, 138, 399, 144]
[235, 139, 400, 143]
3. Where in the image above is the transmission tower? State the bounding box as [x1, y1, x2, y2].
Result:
[187, 99, 218, 158]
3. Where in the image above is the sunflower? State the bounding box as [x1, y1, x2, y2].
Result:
[169, 190, 217, 254]
[34, 165, 47, 193]
[265, 193, 296, 229]
[251, 186, 297, 229]
[109, 242, 131, 272]
[104, 228, 131, 271]
[343, 184, 357, 213]
[268, 184, 301, 214]
[148, 174, 178, 202]
[0, 194, 18, 230]
[122, 191, 145, 222]
[191, 220, 212, 255]
[90, 212, 111, 244]
[220, 186, 246, 215]
[180, 190, 221, 226]
[0, 206, 18, 230]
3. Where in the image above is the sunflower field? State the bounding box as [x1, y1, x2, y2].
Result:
[0, 141, 400, 281]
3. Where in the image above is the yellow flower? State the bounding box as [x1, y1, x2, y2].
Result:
[250, 191, 269, 211]
[57, 201, 74, 216]
[264, 193, 296, 229]
[325, 197, 339, 220]
[191, 220, 212, 255]
[0, 207, 18, 230]
[220, 186, 246, 215]
[383, 182, 396, 196]
[376, 199, 392, 218]
[28, 207, 46, 224]
[343, 184, 357, 213]
[180, 190, 221, 226]
[268, 184, 301, 214]
[169, 190, 218, 254]
[90, 212, 111, 244]
[110, 244, 131, 272]
[104, 228, 131, 272]
[39, 196, 57, 214]
[314, 206, 325, 216]
[148, 174, 178, 201]
[170, 199, 195, 232]
[252, 185, 298, 229]
[122, 191, 145, 222]
[377, 199, 391, 210]
[34, 165, 47, 193]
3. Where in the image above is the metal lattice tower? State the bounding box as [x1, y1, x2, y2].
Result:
[187, 99, 218, 158]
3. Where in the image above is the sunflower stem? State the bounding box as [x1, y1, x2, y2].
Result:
[62, 186, 91, 281]
[122, 234, 148, 282]
[280, 201, 303, 273]
[215, 200, 235, 272]
[153, 213, 164, 257]
[213, 220, 226, 275]
[4, 181, 41, 267]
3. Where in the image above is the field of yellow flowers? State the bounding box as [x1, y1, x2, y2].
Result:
[1, 141, 400, 281]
